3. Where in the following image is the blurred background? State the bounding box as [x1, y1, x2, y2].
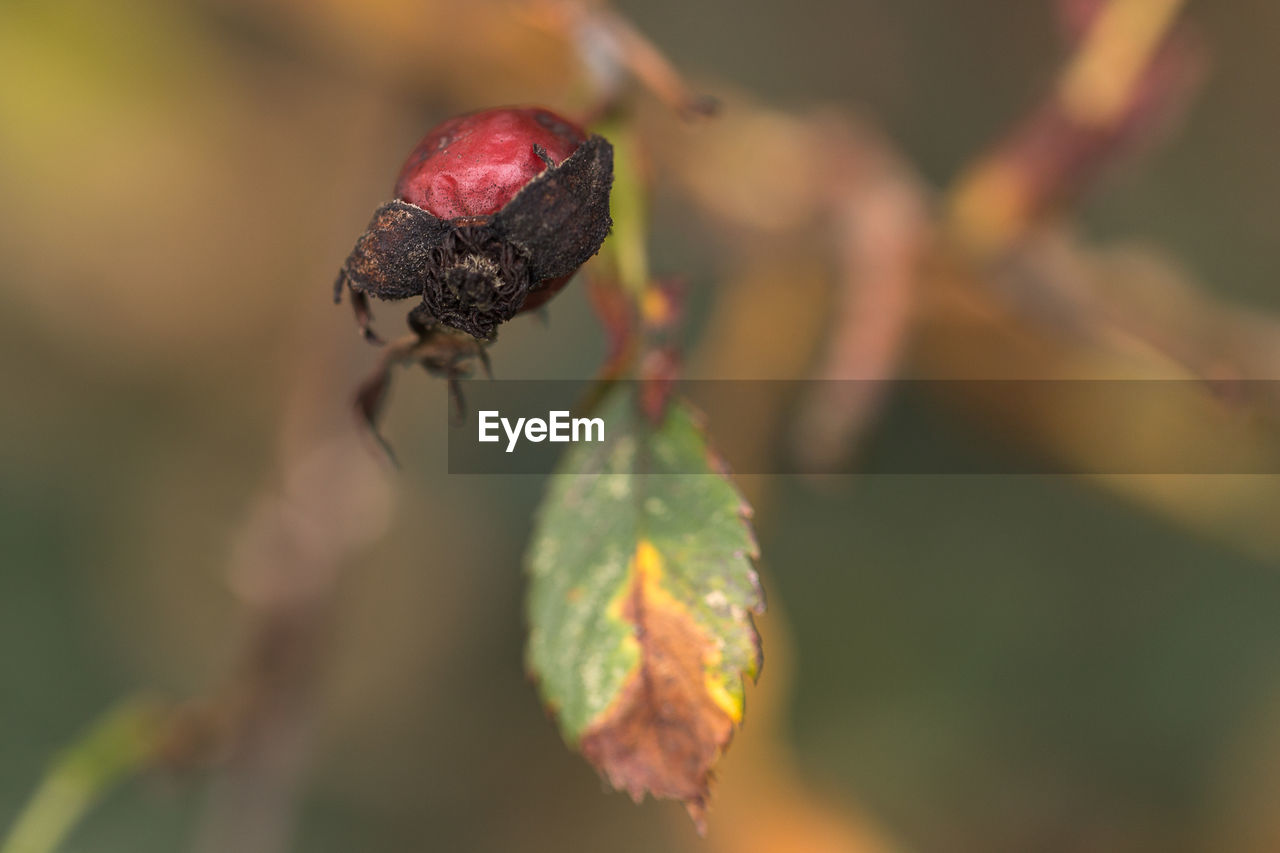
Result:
[3, 1, 1280, 851]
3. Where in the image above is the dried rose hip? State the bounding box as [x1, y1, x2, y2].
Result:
[335, 107, 614, 340]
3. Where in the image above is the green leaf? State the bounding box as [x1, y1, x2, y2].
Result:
[524, 386, 763, 829]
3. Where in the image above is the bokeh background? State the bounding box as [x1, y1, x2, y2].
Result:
[3, 1, 1280, 852]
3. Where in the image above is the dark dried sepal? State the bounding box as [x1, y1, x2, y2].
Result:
[495, 134, 614, 282]
[342, 202, 450, 301]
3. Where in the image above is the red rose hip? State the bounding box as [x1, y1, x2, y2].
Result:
[335, 107, 614, 340]
[396, 108, 587, 219]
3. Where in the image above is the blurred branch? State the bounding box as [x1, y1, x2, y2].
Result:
[645, 3, 1280, 567]
[1, 699, 166, 853]
[946, 0, 1200, 256]
[792, 117, 930, 470]
[3, 327, 399, 853]
[1058, 0, 1186, 127]
[522, 0, 718, 118]
[187, 367, 393, 853]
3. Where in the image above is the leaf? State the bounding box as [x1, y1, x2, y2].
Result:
[524, 386, 763, 831]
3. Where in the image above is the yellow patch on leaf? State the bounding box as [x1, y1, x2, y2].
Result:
[579, 540, 741, 832]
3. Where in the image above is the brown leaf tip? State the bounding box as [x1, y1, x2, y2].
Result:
[578, 542, 741, 833]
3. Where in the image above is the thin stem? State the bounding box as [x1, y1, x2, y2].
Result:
[1, 699, 163, 853]
[594, 118, 650, 300]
